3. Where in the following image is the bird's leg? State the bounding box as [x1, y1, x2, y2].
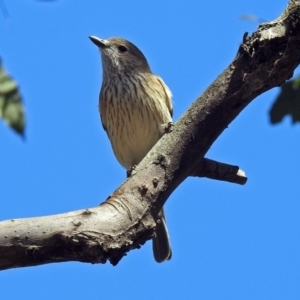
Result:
[127, 165, 137, 178]
[163, 121, 174, 134]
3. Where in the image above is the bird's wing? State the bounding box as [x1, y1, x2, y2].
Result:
[155, 76, 173, 117]
[99, 94, 108, 132]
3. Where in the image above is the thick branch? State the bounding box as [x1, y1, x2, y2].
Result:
[0, 206, 155, 269]
[1, 0, 300, 270]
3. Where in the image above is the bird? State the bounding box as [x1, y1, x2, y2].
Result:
[89, 36, 173, 263]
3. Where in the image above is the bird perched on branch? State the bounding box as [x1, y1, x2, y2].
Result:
[90, 36, 173, 263]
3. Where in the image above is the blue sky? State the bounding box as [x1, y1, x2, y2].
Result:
[1, 1, 299, 299]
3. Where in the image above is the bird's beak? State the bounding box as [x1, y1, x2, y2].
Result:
[89, 36, 108, 48]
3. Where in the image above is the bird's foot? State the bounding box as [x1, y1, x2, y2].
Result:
[127, 165, 137, 178]
[163, 121, 174, 133]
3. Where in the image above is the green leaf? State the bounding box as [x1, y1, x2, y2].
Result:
[269, 77, 300, 124]
[0, 61, 26, 136]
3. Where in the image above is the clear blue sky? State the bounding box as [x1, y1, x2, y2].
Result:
[1, 1, 299, 299]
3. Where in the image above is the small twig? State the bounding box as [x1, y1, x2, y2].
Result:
[190, 158, 247, 185]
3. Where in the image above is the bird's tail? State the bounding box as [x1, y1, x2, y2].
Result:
[152, 208, 172, 263]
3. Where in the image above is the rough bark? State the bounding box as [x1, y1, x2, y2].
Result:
[1, 0, 300, 270]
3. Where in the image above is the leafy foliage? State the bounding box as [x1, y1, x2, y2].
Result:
[269, 77, 300, 124]
[0, 61, 26, 136]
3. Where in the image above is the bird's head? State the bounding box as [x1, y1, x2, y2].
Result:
[89, 36, 151, 76]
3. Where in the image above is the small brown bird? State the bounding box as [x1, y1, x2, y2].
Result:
[90, 36, 173, 263]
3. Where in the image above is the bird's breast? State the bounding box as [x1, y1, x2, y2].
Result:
[99, 74, 172, 169]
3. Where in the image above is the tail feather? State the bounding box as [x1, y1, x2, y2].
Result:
[152, 208, 172, 263]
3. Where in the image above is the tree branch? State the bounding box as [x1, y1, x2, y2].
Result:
[1, 0, 300, 270]
[192, 158, 247, 185]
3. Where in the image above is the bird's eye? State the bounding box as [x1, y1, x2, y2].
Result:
[118, 45, 128, 53]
